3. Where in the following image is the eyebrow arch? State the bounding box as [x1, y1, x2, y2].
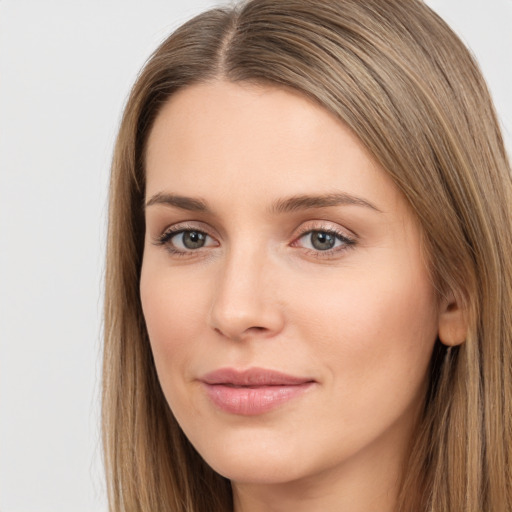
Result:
[270, 192, 381, 214]
[144, 191, 382, 214]
[145, 192, 209, 212]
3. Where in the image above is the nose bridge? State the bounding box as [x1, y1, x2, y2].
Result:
[208, 240, 283, 340]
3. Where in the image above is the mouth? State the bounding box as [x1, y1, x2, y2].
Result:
[200, 367, 316, 416]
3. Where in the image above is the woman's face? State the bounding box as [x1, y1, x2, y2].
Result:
[141, 81, 441, 493]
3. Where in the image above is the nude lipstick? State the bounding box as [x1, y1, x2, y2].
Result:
[200, 368, 315, 416]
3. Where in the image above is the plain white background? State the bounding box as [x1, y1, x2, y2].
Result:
[0, 1, 510, 511]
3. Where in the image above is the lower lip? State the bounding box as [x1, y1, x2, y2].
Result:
[202, 383, 314, 416]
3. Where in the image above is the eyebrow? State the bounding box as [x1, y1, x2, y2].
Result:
[144, 191, 381, 214]
[270, 192, 381, 214]
[145, 192, 208, 212]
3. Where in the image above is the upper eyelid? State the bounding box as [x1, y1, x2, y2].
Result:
[157, 225, 216, 244]
[293, 228, 356, 248]
[293, 221, 357, 240]
[158, 221, 217, 238]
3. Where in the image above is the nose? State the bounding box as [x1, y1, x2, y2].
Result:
[208, 246, 285, 341]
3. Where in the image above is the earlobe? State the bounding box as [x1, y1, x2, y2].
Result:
[438, 294, 467, 346]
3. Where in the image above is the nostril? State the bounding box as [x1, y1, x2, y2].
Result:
[213, 325, 268, 340]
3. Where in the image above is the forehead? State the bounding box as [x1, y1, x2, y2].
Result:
[144, 80, 402, 214]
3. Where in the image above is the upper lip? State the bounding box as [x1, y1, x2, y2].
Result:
[200, 367, 314, 386]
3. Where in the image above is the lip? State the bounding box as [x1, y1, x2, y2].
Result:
[200, 367, 315, 416]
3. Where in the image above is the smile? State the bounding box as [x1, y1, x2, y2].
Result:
[200, 367, 315, 416]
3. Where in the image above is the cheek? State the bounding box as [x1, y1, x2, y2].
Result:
[336, 274, 437, 353]
[289, 259, 439, 406]
[140, 263, 211, 389]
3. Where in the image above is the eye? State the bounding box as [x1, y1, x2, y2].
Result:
[294, 229, 355, 253]
[173, 230, 210, 250]
[305, 231, 338, 251]
[156, 228, 218, 253]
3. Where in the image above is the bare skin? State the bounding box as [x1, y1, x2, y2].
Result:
[140, 80, 465, 512]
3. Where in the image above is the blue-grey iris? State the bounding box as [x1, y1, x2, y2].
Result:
[311, 231, 336, 250]
[182, 231, 207, 249]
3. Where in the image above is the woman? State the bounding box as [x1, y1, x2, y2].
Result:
[102, 0, 512, 510]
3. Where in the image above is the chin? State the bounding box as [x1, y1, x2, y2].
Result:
[207, 454, 306, 485]
[189, 428, 310, 484]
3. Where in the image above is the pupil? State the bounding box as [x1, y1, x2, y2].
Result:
[183, 231, 206, 249]
[311, 231, 335, 250]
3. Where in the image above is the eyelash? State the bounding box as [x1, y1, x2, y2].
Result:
[153, 224, 215, 257]
[292, 225, 356, 258]
[153, 223, 357, 258]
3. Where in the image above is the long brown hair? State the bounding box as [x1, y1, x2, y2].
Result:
[103, 1, 512, 510]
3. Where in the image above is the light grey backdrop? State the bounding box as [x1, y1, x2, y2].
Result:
[0, 1, 511, 511]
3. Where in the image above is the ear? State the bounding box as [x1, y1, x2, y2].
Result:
[438, 291, 467, 346]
